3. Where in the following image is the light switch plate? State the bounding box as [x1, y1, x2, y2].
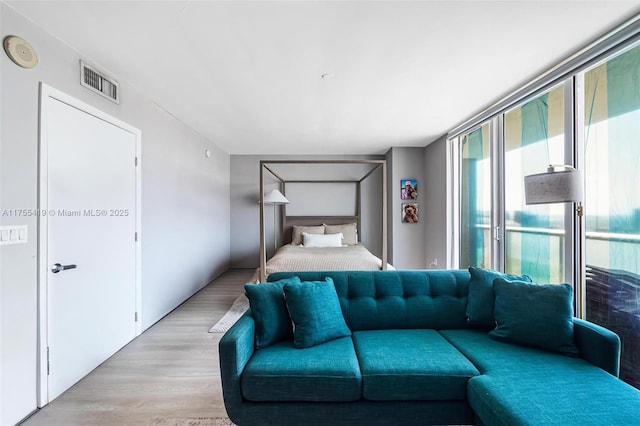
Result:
[0, 225, 28, 245]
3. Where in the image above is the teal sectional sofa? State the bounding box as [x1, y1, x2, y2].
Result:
[219, 269, 640, 425]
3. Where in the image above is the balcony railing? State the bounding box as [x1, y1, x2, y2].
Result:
[466, 223, 640, 388]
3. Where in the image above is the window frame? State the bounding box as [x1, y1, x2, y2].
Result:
[448, 33, 640, 316]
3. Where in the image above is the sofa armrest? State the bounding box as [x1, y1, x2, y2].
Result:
[573, 317, 620, 377]
[218, 311, 255, 417]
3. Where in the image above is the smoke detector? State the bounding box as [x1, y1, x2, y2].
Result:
[4, 35, 38, 69]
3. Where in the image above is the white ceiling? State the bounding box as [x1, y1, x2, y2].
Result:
[7, 1, 640, 155]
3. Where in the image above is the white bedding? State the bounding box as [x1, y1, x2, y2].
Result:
[251, 244, 394, 283]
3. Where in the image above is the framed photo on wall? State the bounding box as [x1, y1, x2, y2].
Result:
[402, 203, 419, 223]
[401, 179, 418, 200]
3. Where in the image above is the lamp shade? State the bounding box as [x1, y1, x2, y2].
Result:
[524, 166, 583, 205]
[263, 189, 290, 204]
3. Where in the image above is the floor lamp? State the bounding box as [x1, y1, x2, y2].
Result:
[263, 189, 290, 254]
[524, 165, 584, 317]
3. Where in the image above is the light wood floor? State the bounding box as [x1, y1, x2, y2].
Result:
[22, 269, 253, 426]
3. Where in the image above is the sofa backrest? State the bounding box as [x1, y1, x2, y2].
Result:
[267, 270, 471, 331]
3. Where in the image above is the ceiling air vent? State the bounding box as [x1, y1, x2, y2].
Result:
[80, 60, 120, 104]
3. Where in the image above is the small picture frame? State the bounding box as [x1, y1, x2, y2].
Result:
[401, 179, 418, 200]
[402, 203, 419, 223]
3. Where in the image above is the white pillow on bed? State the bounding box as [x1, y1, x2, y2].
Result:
[291, 225, 325, 245]
[302, 232, 344, 248]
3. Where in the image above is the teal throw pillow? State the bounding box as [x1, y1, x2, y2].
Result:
[283, 278, 351, 349]
[489, 278, 579, 356]
[466, 267, 531, 328]
[244, 276, 301, 349]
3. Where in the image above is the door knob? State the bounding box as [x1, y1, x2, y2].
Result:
[51, 263, 77, 273]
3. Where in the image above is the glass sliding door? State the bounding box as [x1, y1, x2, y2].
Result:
[449, 18, 640, 391]
[460, 123, 492, 268]
[583, 43, 640, 388]
[504, 86, 566, 283]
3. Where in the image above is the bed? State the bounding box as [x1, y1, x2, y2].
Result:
[256, 244, 391, 280]
[257, 160, 389, 283]
[251, 215, 392, 283]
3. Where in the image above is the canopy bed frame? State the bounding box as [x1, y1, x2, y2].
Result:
[259, 159, 388, 282]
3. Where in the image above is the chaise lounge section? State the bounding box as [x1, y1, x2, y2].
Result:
[219, 269, 640, 425]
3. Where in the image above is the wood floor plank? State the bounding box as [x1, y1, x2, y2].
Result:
[21, 269, 252, 426]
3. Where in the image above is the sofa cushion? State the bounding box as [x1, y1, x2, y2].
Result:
[351, 329, 480, 401]
[490, 278, 578, 356]
[284, 278, 351, 348]
[241, 336, 362, 402]
[468, 368, 640, 426]
[466, 267, 531, 328]
[270, 270, 471, 331]
[244, 277, 301, 348]
[441, 329, 583, 376]
[441, 329, 640, 424]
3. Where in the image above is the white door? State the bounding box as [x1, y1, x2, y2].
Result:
[41, 88, 140, 401]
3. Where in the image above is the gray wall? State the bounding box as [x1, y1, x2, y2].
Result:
[386, 147, 427, 269]
[230, 155, 384, 268]
[423, 135, 448, 268]
[286, 183, 356, 216]
[385, 141, 449, 270]
[385, 148, 395, 263]
[359, 166, 383, 258]
[0, 5, 230, 425]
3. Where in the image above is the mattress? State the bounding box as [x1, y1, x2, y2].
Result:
[251, 244, 393, 283]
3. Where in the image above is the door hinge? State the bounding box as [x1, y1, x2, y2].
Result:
[135, 312, 138, 322]
[135, 232, 138, 242]
[135, 157, 138, 167]
[47, 346, 50, 375]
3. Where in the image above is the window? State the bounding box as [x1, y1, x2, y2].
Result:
[460, 123, 492, 268]
[504, 86, 566, 283]
[583, 43, 640, 388]
[451, 40, 640, 389]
